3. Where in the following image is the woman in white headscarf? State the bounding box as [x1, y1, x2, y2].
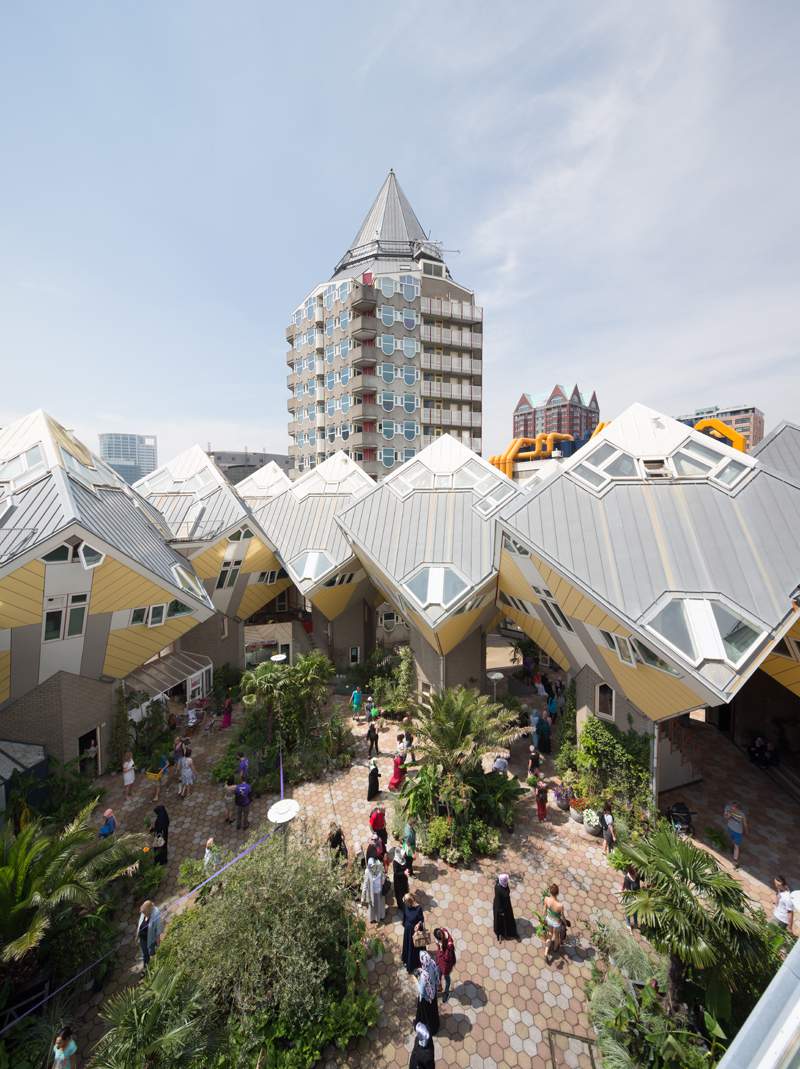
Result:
[409, 1021, 435, 1068]
[361, 856, 386, 924]
[414, 950, 440, 1036]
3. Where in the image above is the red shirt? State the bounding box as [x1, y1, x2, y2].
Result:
[369, 809, 386, 832]
[435, 929, 456, 976]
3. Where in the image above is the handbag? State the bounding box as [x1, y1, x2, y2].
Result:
[382, 876, 392, 899]
[413, 927, 430, 949]
[153, 833, 165, 849]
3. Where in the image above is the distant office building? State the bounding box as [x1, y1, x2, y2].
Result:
[98, 433, 157, 484]
[209, 450, 291, 485]
[676, 404, 765, 450]
[513, 385, 599, 440]
[286, 170, 483, 479]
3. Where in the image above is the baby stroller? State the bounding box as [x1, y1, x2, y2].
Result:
[666, 802, 695, 837]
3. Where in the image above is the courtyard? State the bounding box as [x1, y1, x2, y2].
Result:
[69, 696, 787, 1068]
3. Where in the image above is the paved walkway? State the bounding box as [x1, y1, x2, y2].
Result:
[73, 706, 788, 1067]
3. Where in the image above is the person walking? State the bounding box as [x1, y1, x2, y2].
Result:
[409, 1022, 435, 1069]
[403, 818, 417, 876]
[538, 715, 552, 755]
[543, 883, 567, 964]
[98, 808, 116, 838]
[171, 736, 185, 785]
[393, 845, 411, 913]
[369, 804, 388, 847]
[52, 1026, 77, 1068]
[150, 805, 170, 866]
[122, 751, 135, 801]
[367, 719, 380, 757]
[136, 899, 163, 969]
[528, 745, 541, 778]
[535, 779, 548, 822]
[203, 837, 220, 874]
[723, 800, 749, 867]
[328, 822, 348, 862]
[235, 778, 252, 830]
[621, 865, 641, 929]
[433, 927, 456, 1003]
[773, 875, 795, 932]
[388, 752, 407, 792]
[405, 731, 416, 764]
[401, 892, 426, 973]
[367, 757, 381, 800]
[361, 856, 386, 925]
[414, 950, 440, 1036]
[493, 874, 519, 942]
[600, 802, 616, 855]
[223, 777, 237, 824]
[350, 686, 362, 719]
[221, 692, 233, 730]
[237, 752, 249, 783]
[178, 747, 196, 798]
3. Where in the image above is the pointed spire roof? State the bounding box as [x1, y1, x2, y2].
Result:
[333, 170, 442, 276]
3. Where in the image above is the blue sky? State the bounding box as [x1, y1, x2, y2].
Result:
[1, 2, 798, 462]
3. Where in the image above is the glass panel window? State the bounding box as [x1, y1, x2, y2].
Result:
[380, 306, 395, 327]
[683, 440, 721, 465]
[403, 394, 416, 413]
[715, 459, 748, 486]
[649, 600, 695, 658]
[402, 337, 417, 359]
[380, 334, 396, 355]
[403, 448, 416, 461]
[605, 453, 637, 477]
[131, 607, 147, 625]
[573, 463, 606, 488]
[403, 421, 417, 441]
[402, 309, 416, 330]
[44, 609, 63, 642]
[711, 602, 761, 663]
[632, 639, 681, 676]
[43, 545, 70, 563]
[340, 367, 350, 385]
[380, 364, 394, 383]
[597, 683, 614, 720]
[673, 451, 711, 477]
[402, 366, 416, 385]
[381, 420, 395, 440]
[167, 600, 193, 618]
[587, 443, 616, 467]
[380, 448, 396, 468]
[148, 604, 165, 627]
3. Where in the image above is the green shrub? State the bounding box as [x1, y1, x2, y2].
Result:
[178, 857, 206, 891]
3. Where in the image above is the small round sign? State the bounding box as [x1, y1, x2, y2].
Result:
[268, 798, 300, 825]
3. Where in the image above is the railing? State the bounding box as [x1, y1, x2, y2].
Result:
[421, 410, 482, 428]
[421, 382, 482, 401]
[420, 352, 482, 375]
[420, 296, 483, 323]
[421, 325, 483, 349]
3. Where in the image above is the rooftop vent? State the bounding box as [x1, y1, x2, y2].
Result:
[642, 459, 672, 479]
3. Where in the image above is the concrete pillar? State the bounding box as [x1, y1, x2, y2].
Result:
[409, 627, 486, 694]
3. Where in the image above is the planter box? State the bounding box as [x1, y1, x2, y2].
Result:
[569, 807, 584, 824]
[555, 797, 571, 811]
[584, 823, 602, 837]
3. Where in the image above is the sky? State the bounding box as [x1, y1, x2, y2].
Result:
[1, 1, 799, 464]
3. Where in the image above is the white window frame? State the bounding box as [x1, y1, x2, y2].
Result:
[147, 604, 166, 628]
[42, 593, 88, 642]
[217, 558, 243, 590]
[595, 682, 615, 722]
[349, 645, 360, 665]
[130, 606, 147, 626]
[78, 542, 105, 570]
[645, 595, 763, 670]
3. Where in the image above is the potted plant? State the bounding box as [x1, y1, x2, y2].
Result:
[569, 797, 587, 824]
[553, 783, 573, 811]
[583, 807, 602, 837]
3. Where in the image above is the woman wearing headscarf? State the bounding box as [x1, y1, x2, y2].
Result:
[150, 805, 170, 865]
[327, 822, 348, 862]
[401, 892, 426, 973]
[366, 832, 386, 868]
[493, 874, 519, 942]
[361, 856, 386, 925]
[393, 845, 411, 913]
[414, 950, 440, 1036]
[409, 1022, 435, 1068]
[367, 757, 381, 800]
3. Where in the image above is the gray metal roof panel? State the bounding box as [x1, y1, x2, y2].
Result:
[0, 474, 67, 563]
[750, 422, 800, 483]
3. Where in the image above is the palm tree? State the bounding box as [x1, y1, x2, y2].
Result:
[90, 963, 207, 1068]
[0, 800, 146, 963]
[241, 652, 334, 748]
[410, 686, 522, 780]
[618, 825, 762, 1010]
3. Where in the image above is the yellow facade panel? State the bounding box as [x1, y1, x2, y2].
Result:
[311, 582, 359, 621]
[503, 606, 569, 669]
[237, 580, 292, 622]
[103, 617, 198, 679]
[241, 539, 279, 576]
[191, 539, 229, 582]
[90, 558, 177, 616]
[0, 561, 46, 628]
[759, 654, 800, 699]
[531, 554, 629, 635]
[498, 551, 538, 603]
[595, 646, 702, 721]
[0, 650, 10, 703]
[437, 604, 487, 656]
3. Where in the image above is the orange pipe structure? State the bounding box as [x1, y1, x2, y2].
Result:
[489, 433, 574, 478]
[693, 418, 746, 453]
[590, 421, 609, 438]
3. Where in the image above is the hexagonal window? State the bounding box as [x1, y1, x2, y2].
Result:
[291, 550, 334, 583]
[403, 565, 468, 609]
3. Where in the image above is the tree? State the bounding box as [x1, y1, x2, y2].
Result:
[410, 686, 521, 779]
[0, 801, 145, 963]
[618, 826, 764, 1013]
[241, 651, 334, 750]
[89, 964, 207, 1069]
